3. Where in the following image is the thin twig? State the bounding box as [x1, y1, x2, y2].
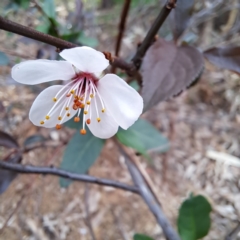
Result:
[115, 0, 131, 57]
[131, 0, 177, 69]
[0, 194, 25, 235]
[112, 208, 128, 240]
[225, 222, 240, 240]
[84, 184, 97, 240]
[0, 161, 139, 194]
[112, 0, 131, 73]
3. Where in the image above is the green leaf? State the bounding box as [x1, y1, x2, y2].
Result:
[42, 0, 56, 19]
[20, 0, 30, 9]
[60, 130, 105, 188]
[78, 32, 98, 48]
[133, 234, 154, 240]
[129, 80, 140, 91]
[177, 194, 212, 240]
[0, 52, 10, 66]
[116, 118, 169, 156]
[36, 21, 50, 34]
[61, 32, 81, 42]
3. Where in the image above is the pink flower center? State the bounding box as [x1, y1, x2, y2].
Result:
[40, 73, 105, 134]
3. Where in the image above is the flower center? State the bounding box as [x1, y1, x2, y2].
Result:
[40, 73, 105, 134]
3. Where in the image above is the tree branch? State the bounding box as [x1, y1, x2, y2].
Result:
[131, 0, 177, 69]
[0, 0, 176, 74]
[122, 152, 180, 240]
[0, 161, 139, 194]
[114, 140, 180, 240]
[115, 0, 131, 57]
[0, 17, 77, 50]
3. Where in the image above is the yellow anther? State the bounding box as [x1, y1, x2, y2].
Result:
[65, 107, 69, 111]
[67, 113, 71, 117]
[74, 117, 80, 122]
[80, 97, 84, 101]
[74, 95, 78, 99]
[90, 94, 94, 98]
[70, 90, 75, 94]
[58, 116, 62, 121]
[84, 111, 88, 115]
[102, 109, 105, 113]
[86, 101, 91, 105]
[45, 115, 50, 120]
[53, 97, 57, 102]
[80, 129, 86, 135]
[97, 118, 101, 122]
[40, 120, 44, 125]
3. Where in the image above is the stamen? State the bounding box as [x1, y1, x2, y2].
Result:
[58, 116, 62, 120]
[40, 120, 44, 125]
[90, 94, 94, 98]
[59, 81, 79, 119]
[73, 104, 78, 110]
[56, 124, 61, 130]
[54, 80, 76, 99]
[97, 118, 101, 122]
[92, 86, 100, 120]
[80, 103, 85, 109]
[102, 109, 105, 113]
[80, 129, 86, 135]
[92, 82, 105, 111]
[53, 97, 57, 102]
[86, 119, 91, 124]
[86, 101, 90, 105]
[76, 78, 84, 100]
[45, 87, 71, 119]
[70, 90, 75, 94]
[45, 115, 50, 120]
[74, 117, 80, 122]
[84, 111, 88, 114]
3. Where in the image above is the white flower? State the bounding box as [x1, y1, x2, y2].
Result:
[11, 46, 143, 139]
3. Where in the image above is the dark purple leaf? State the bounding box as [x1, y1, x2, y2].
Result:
[141, 38, 204, 111]
[204, 46, 240, 73]
[0, 131, 20, 194]
[0, 154, 22, 194]
[170, 0, 195, 40]
[0, 130, 19, 149]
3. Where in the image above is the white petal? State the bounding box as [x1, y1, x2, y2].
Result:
[29, 85, 77, 128]
[97, 74, 143, 130]
[60, 47, 109, 74]
[86, 98, 119, 139]
[12, 60, 75, 85]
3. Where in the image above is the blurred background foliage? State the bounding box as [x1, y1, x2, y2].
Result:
[1, 0, 240, 239]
